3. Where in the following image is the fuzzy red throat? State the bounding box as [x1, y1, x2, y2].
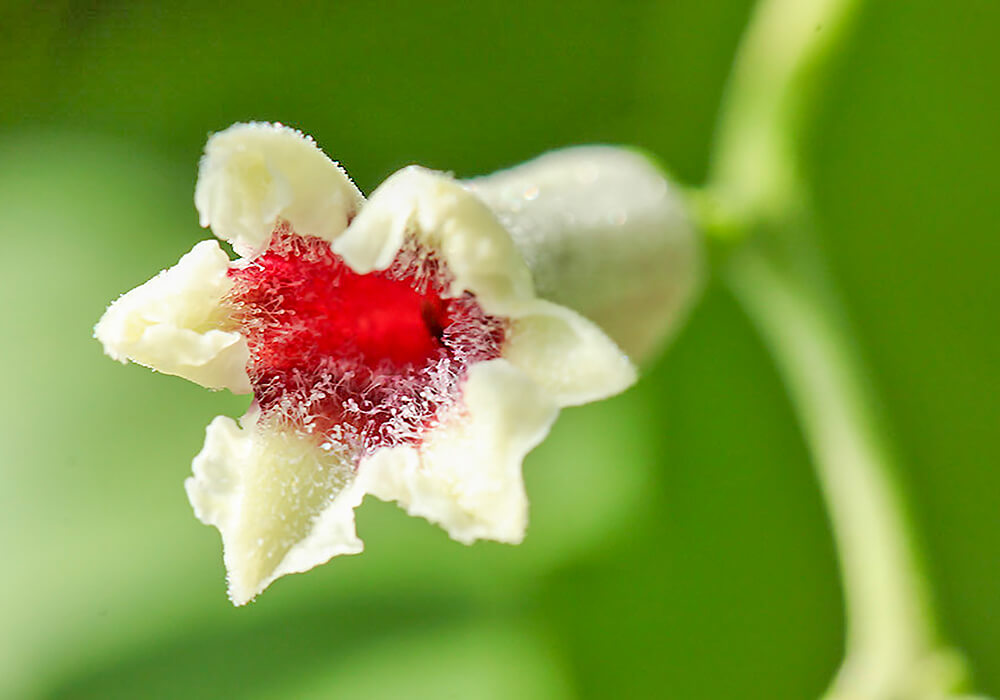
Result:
[226, 227, 506, 457]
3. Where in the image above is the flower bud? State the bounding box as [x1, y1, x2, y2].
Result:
[466, 147, 700, 362]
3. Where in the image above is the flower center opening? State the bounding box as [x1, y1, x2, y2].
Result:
[227, 226, 506, 458]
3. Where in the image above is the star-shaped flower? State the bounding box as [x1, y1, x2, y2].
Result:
[95, 122, 699, 604]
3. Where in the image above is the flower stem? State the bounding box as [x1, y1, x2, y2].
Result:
[729, 243, 966, 698]
[705, 0, 976, 696]
[709, 0, 861, 231]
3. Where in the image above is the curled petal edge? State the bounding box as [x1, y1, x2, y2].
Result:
[332, 165, 535, 311]
[94, 239, 251, 393]
[195, 122, 364, 257]
[503, 299, 637, 407]
[362, 359, 560, 545]
[186, 410, 365, 605]
[333, 166, 638, 406]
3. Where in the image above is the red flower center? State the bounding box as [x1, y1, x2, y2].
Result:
[227, 227, 506, 458]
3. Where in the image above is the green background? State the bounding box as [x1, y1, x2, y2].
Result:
[1, 1, 997, 697]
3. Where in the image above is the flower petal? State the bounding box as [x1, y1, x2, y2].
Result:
[362, 359, 559, 545]
[332, 165, 534, 312]
[333, 163, 636, 404]
[503, 299, 637, 406]
[186, 410, 365, 605]
[94, 239, 251, 393]
[466, 145, 701, 361]
[195, 122, 364, 257]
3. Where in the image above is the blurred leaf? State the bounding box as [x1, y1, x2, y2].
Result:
[44, 592, 571, 700]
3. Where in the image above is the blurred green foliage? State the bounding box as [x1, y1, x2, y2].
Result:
[0, 1, 997, 698]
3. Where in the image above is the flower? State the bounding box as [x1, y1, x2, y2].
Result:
[95, 122, 699, 604]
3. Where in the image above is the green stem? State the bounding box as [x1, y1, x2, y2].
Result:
[729, 246, 964, 698]
[707, 0, 975, 696]
[709, 0, 859, 230]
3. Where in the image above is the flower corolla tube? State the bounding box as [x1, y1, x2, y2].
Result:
[95, 122, 700, 604]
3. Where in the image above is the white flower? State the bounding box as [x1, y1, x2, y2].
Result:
[95, 122, 699, 604]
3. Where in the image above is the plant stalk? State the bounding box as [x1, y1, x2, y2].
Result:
[706, 0, 976, 696]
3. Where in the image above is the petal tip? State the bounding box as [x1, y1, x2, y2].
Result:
[361, 361, 555, 547]
[504, 299, 638, 407]
[189, 412, 369, 604]
[196, 121, 364, 256]
[94, 240, 251, 392]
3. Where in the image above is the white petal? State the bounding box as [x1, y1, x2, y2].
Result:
[466, 146, 702, 361]
[94, 239, 251, 393]
[333, 163, 636, 406]
[362, 360, 559, 545]
[503, 299, 637, 406]
[195, 122, 364, 257]
[186, 410, 365, 605]
[333, 165, 534, 313]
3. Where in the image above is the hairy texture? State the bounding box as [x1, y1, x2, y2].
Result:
[226, 226, 506, 457]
